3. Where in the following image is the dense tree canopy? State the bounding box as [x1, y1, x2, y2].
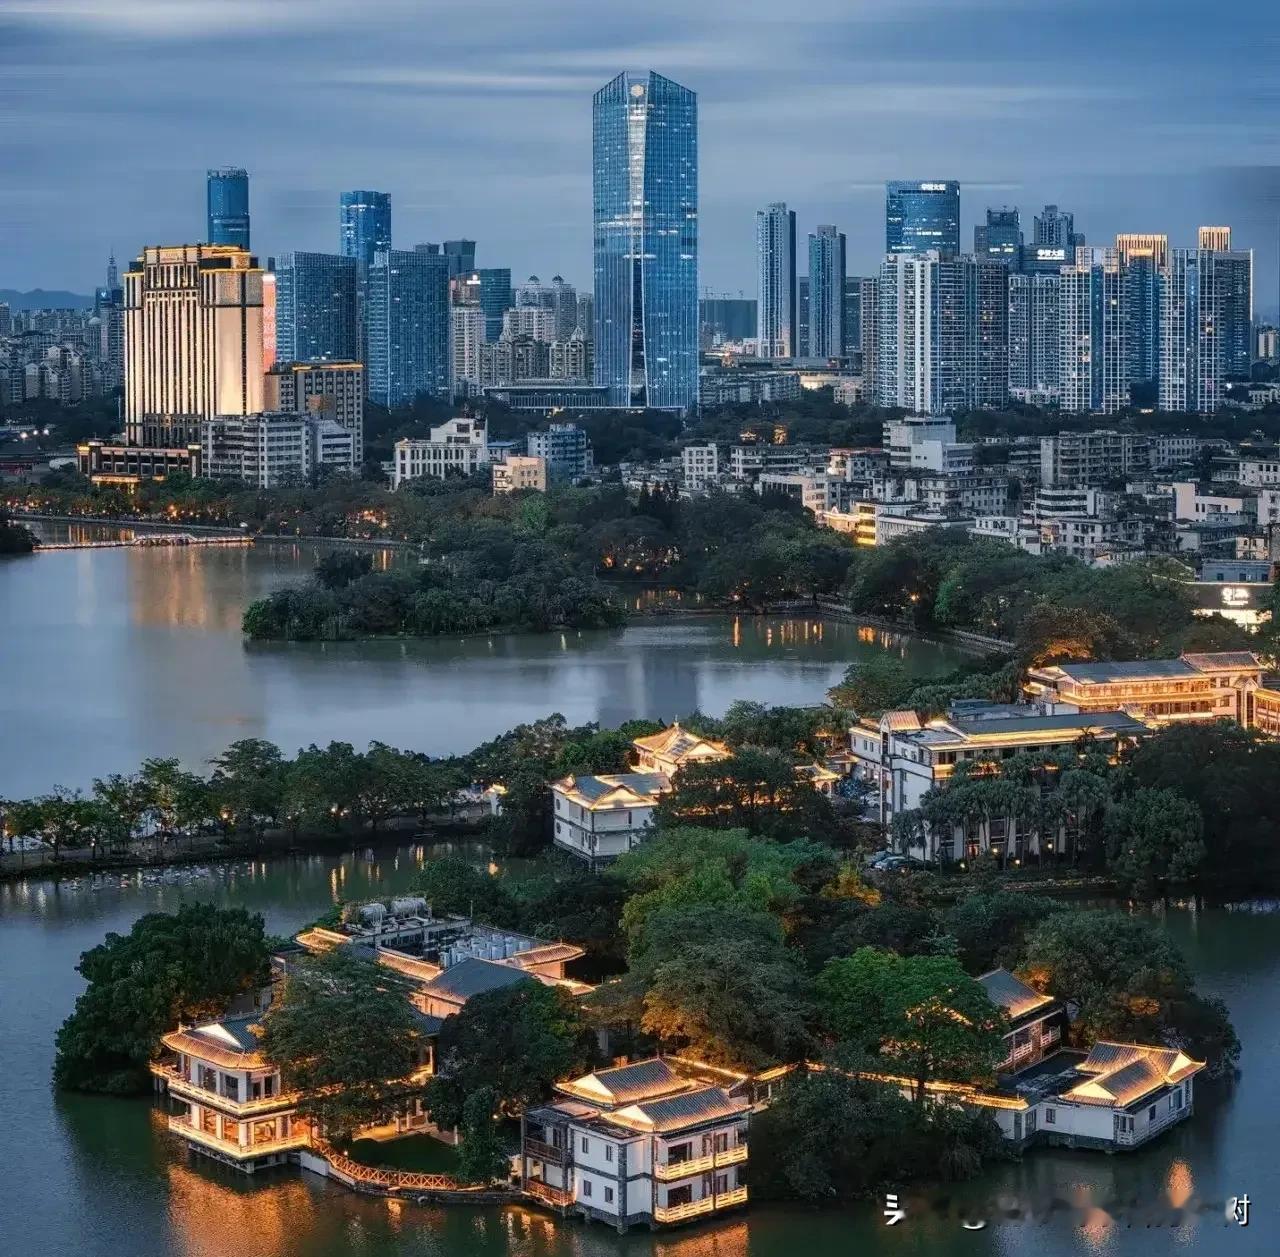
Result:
[54, 904, 270, 1093]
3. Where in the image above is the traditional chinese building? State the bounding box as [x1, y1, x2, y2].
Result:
[521, 1058, 750, 1231]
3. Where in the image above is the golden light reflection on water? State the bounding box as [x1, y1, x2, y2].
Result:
[1166, 1158, 1194, 1210]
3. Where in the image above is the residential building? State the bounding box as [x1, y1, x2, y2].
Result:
[481, 382, 613, 412]
[274, 252, 359, 365]
[974, 207, 1022, 267]
[756, 203, 797, 358]
[201, 411, 356, 487]
[593, 71, 698, 410]
[526, 423, 593, 482]
[855, 276, 878, 389]
[698, 367, 802, 407]
[1115, 235, 1167, 388]
[980, 969, 1067, 1073]
[207, 168, 249, 249]
[124, 244, 265, 447]
[1198, 225, 1232, 252]
[522, 1058, 750, 1229]
[452, 268, 513, 342]
[480, 333, 550, 386]
[681, 443, 719, 490]
[885, 180, 960, 255]
[1257, 325, 1279, 364]
[550, 329, 592, 381]
[1039, 430, 1150, 486]
[339, 191, 391, 265]
[493, 455, 548, 494]
[264, 360, 365, 455]
[366, 249, 451, 406]
[728, 442, 823, 481]
[450, 304, 487, 393]
[1008, 273, 1060, 403]
[391, 416, 490, 487]
[883, 415, 974, 474]
[807, 224, 846, 359]
[797, 276, 810, 358]
[848, 700, 1151, 857]
[1160, 247, 1255, 413]
[758, 470, 845, 514]
[1059, 248, 1127, 414]
[504, 306, 558, 343]
[1032, 204, 1083, 252]
[549, 276, 578, 341]
[876, 252, 1006, 413]
[1025, 651, 1265, 727]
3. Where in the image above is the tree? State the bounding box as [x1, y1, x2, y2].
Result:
[314, 549, 373, 590]
[426, 981, 595, 1129]
[943, 890, 1053, 973]
[207, 739, 285, 837]
[0, 508, 36, 555]
[656, 749, 837, 840]
[829, 655, 915, 717]
[1019, 910, 1239, 1076]
[1105, 788, 1205, 896]
[641, 936, 815, 1069]
[136, 757, 208, 839]
[260, 949, 427, 1141]
[414, 856, 515, 924]
[457, 1086, 510, 1184]
[816, 949, 1007, 1102]
[54, 904, 270, 1093]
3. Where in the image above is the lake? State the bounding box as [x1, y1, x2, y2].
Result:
[0, 845, 1275, 1257]
[0, 522, 966, 795]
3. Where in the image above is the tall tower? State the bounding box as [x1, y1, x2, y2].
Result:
[365, 249, 451, 407]
[339, 191, 392, 266]
[885, 181, 960, 256]
[275, 252, 359, 364]
[592, 71, 698, 410]
[808, 224, 846, 359]
[124, 244, 264, 445]
[207, 168, 250, 249]
[1059, 248, 1127, 414]
[756, 203, 797, 358]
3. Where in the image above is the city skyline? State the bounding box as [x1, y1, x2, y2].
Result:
[2, 0, 1278, 313]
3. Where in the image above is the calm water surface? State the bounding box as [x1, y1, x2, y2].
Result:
[0, 527, 1274, 1254]
[0, 523, 966, 795]
[0, 849, 1275, 1257]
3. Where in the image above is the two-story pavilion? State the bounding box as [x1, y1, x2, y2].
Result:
[521, 1058, 750, 1232]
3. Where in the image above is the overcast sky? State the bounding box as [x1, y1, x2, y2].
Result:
[2, 0, 1278, 314]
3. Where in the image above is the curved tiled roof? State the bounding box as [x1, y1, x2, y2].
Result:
[559, 1058, 689, 1105]
[606, 1086, 749, 1133]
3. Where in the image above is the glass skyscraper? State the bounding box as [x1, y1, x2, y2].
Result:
[885, 181, 959, 256]
[274, 252, 359, 364]
[756, 202, 796, 358]
[808, 224, 846, 359]
[593, 71, 698, 411]
[339, 191, 392, 265]
[974, 207, 1022, 267]
[365, 249, 451, 407]
[207, 168, 250, 249]
[443, 240, 477, 277]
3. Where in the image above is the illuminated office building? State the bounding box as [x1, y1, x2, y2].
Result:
[593, 71, 698, 410]
[274, 252, 359, 364]
[366, 248, 451, 406]
[885, 181, 960, 256]
[207, 168, 250, 249]
[339, 190, 392, 265]
[975, 207, 1022, 267]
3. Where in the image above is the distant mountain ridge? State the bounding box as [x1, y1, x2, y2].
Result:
[0, 289, 94, 311]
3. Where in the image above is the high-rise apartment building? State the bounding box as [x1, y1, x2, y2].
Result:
[455, 268, 514, 342]
[274, 252, 359, 364]
[1033, 204, 1083, 251]
[797, 277, 810, 358]
[975, 208, 1023, 267]
[756, 203, 797, 358]
[885, 181, 960, 256]
[1198, 226, 1232, 252]
[94, 254, 124, 390]
[1114, 235, 1168, 387]
[207, 169, 250, 249]
[856, 276, 879, 390]
[451, 304, 487, 394]
[516, 275, 554, 309]
[124, 244, 264, 446]
[1059, 248, 1127, 414]
[593, 71, 698, 410]
[876, 251, 1004, 414]
[808, 224, 846, 359]
[339, 191, 392, 265]
[365, 249, 451, 407]
[1008, 272, 1061, 403]
[550, 276, 578, 341]
[1160, 247, 1253, 413]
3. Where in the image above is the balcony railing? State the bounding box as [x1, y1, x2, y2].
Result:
[152, 1063, 297, 1117]
[168, 1115, 309, 1159]
[1116, 1103, 1190, 1146]
[654, 1144, 748, 1180]
[654, 1186, 748, 1224]
[523, 1137, 567, 1166]
[524, 1178, 574, 1208]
